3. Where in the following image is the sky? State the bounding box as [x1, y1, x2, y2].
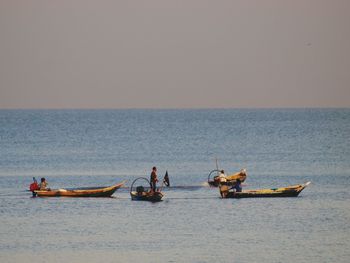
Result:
[0, 0, 349, 109]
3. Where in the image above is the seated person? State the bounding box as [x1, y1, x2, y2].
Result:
[218, 170, 227, 183]
[39, 177, 50, 190]
[136, 186, 144, 196]
[214, 170, 227, 184]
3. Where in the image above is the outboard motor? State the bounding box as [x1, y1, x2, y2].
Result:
[136, 186, 144, 194]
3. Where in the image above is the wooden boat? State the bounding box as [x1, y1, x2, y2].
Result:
[34, 182, 125, 197]
[208, 169, 247, 187]
[219, 182, 310, 198]
[130, 177, 163, 202]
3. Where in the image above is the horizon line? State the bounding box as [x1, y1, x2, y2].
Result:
[0, 106, 349, 110]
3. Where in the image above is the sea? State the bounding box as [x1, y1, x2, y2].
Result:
[0, 109, 349, 263]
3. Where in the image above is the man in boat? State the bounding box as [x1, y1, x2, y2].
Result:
[218, 170, 227, 183]
[150, 167, 158, 192]
[39, 177, 50, 190]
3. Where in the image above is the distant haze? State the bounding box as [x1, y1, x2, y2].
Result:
[0, 1, 349, 109]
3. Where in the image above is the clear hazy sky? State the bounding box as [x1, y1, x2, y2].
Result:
[0, 0, 349, 109]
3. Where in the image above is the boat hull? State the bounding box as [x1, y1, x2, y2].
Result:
[208, 180, 236, 187]
[130, 191, 163, 202]
[34, 182, 124, 197]
[220, 182, 310, 199]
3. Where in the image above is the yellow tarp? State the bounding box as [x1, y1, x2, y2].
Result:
[225, 169, 247, 182]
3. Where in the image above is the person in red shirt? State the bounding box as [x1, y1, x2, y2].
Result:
[29, 177, 39, 197]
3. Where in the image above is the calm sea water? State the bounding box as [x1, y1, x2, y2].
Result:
[0, 109, 349, 263]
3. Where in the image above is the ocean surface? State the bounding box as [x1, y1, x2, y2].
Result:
[0, 109, 349, 263]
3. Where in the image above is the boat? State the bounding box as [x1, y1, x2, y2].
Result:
[33, 182, 125, 197]
[219, 181, 311, 198]
[130, 177, 163, 202]
[208, 169, 247, 187]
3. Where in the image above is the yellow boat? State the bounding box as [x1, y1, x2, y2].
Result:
[219, 182, 310, 198]
[34, 182, 125, 197]
[208, 169, 247, 187]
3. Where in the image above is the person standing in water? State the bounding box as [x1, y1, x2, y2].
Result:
[150, 166, 158, 192]
[29, 177, 40, 197]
